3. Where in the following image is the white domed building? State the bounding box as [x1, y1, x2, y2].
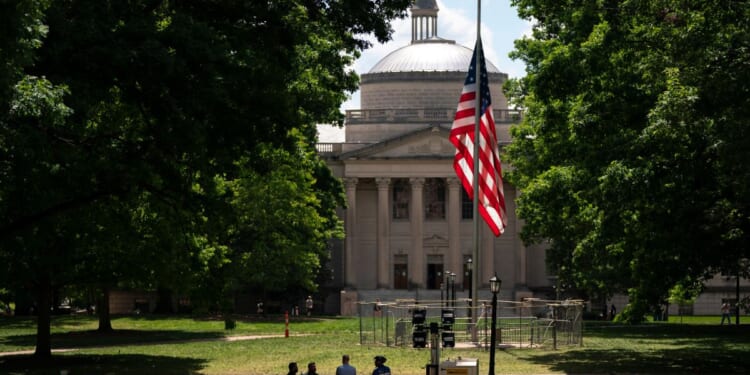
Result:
[315, 1, 748, 318]
[319, 0, 549, 313]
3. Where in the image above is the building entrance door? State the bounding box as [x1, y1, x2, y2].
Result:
[394, 263, 408, 289]
[426, 263, 444, 290]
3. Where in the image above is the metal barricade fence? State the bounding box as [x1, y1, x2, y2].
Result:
[358, 299, 584, 349]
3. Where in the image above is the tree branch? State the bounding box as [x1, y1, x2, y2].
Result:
[0, 190, 113, 238]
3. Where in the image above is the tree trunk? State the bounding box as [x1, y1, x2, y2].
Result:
[34, 278, 52, 358]
[154, 287, 173, 313]
[97, 287, 112, 332]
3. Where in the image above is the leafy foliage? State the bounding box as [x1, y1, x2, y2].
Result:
[0, 0, 409, 355]
[506, 0, 750, 321]
[227, 137, 344, 296]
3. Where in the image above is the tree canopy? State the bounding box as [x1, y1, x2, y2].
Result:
[506, 0, 750, 321]
[0, 0, 410, 356]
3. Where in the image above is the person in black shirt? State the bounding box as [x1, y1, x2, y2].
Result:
[372, 356, 391, 375]
[287, 362, 299, 375]
[304, 362, 319, 375]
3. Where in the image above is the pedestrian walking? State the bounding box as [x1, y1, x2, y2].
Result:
[306, 296, 314, 317]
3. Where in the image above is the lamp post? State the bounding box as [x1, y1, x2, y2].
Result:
[466, 258, 473, 318]
[466, 259, 473, 297]
[440, 282, 444, 308]
[488, 273, 501, 375]
[445, 271, 451, 308]
[449, 272, 456, 308]
[438, 270, 443, 307]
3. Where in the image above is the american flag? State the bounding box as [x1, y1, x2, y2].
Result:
[449, 39, 506, 237]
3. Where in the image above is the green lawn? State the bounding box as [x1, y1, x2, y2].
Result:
[1, 314, 749, 374]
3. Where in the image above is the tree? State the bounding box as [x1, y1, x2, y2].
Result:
[0, 0, 411, 357]
[506, 0, 750, 322]
[667, 279, 701, 322]
[202, 135, 345, 311]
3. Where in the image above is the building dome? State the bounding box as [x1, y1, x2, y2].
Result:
[356, 2, 508, 112]
[368, 39, 501, 74]
[413, 0, 438, 9]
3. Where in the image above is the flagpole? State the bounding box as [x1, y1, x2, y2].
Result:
[471, 0, 481, 344]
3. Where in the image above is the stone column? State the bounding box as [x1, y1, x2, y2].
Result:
[344, 178, 358, 288]
[447, 178, 462, 284]
[409, 177, 425, 288]
[376, 177, 391, 289]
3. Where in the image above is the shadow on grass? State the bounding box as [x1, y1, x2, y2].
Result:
[3, 329, 229, 351]
[586, 323, 750, 345]
[511, 323, 750, 374]
[514, 346, 749, 374]
[0, 316, 38, 330]
[1, 313, 345, 352]
[0, 353, 206, 375]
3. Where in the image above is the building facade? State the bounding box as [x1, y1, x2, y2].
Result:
[319, 1, 549, 312]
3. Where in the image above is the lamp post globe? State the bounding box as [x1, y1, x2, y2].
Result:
[490, 274, 501, 293]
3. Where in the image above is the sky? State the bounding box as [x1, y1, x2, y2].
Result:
[319, 0, 533, 142]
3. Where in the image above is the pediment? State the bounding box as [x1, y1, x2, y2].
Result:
[341, 125, 454, 159]
[423, 234, 448, 247]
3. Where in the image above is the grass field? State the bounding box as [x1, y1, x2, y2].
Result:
[1, 314, 750, 374]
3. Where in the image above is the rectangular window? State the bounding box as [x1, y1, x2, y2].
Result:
[461, 188, 473, 219]
[425, 178, 446, 220]
[392, 178, 410, 219]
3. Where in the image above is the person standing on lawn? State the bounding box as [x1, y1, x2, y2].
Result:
[372, 355, 391, 375]
[336, 354, 356, 375]
[306, 295, 314, 317]
[721, 302, 732, 325]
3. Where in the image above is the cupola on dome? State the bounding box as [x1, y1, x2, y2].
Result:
[366, 0, 500, 74]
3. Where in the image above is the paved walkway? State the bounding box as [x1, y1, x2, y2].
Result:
[0, 333, 293, 357]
